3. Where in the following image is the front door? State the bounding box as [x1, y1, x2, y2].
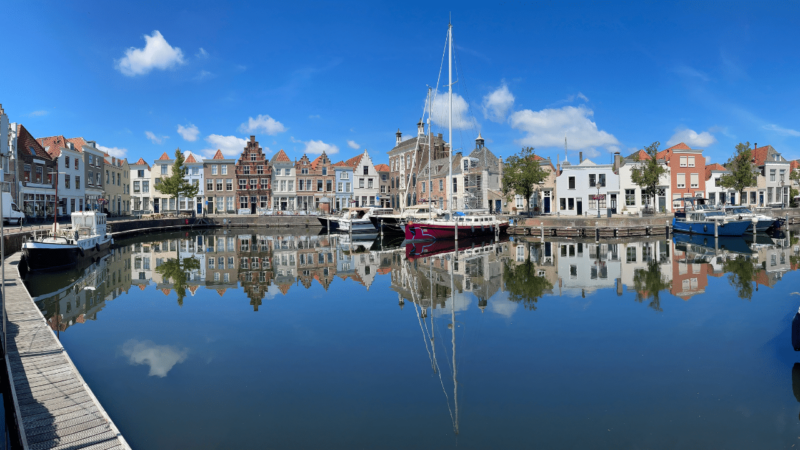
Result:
[759, 192, 764, 206]
[495, 200, 501, 213]
[577, 199, 583, 215]
[153, 199, 159, 213]
[610, 194, 617, 214]
[544, 196, 551, 214]
[197, 199, 202, 214]
[251, 203, 256, 214]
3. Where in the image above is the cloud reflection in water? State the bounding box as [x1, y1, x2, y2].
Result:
[122, 339, 188, 377]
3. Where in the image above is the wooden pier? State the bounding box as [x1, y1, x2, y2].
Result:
[2, 252, 129, 449]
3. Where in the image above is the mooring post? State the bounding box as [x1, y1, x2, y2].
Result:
[380, 219, 384, 238]
[540, 222, 544, 241]
[714, 220, 718, 238]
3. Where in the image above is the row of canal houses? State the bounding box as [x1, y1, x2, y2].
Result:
[387, 120, 798, 216]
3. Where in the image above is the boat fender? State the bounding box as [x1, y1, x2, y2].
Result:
[74, 231, 79, 242]
[738, 215, 742, 220]
[703, 224, 707, 232]
[78, 247, 84, 257]
[471, 226, 474, 233]
[95, 243, 101, 252]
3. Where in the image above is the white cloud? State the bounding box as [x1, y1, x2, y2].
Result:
[115, 31, 185, 77]
[28, 110, 48, 117]
[666, 127, 717, 147]
[194, 70, 214, 81]
[145, 131, 168, 145]
[672, 65, 710, 82]
[548, 92, 590, 107]
[97, 145, 127, 159]
[429, 90, 477, 130]
[705, 156, 711, 165]
[122, 339, 188, 377]
[303, 139, 339, 155]
[200, 134, 248, 158]
[196, 47, 208, 58]
[239, 114, 287, 135]
[509, 105, 619, 151]
[489, 294, 519, 318]
[177, 124, 199, 142]
[309, 114, 321, 119]
[762, 124, 800, 137]
[347, 140, 360, 150]
[482, 82, 515, 122]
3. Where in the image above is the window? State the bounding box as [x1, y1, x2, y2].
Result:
[452, 178, 458, 193]
[368, 178, 373, 188]
[76, 176, 81, 189]
[75, 158, 79, 170]
[770, 169, 776, 182]
[261, 178, 269, 189]
[362, 165, 368, 176]
[709, 192, 716, 204]
[750, 192, 756, 204]
[207, 179, 214, 191]
[568, 176, 575, 189]
[281, 180, 287, 192]
[143, 180, 149, 193]
[626, 247, 637, 263]
[35, 166, 43, 183]
[690, 173, 699, 188]
[688, 156, 695, 167]
[240, 196, 248, 208]
[106, 170, 110, 183]
[346, 182, 351, 192]
[65, 175, 71, 189]
[322, 167, 328, 175]
[326, 180, 332, 191]
[192, 167, 199, 175]
[780, 169, 786, 181]
[359, 178, 364, 189]
[288, 181, 293, 191]
[137, 169, 144, 178]
[568, 198, 574, 210]
[625, 189, 635, 206]
[88, 155, 94, 165]
[599, 173, 606, 187]
[260, 196, 268, 207]
[212, 165, 218, 175]
[342, 172, 349, 180]
[381, 186, 386, 193]
[257, 165, 264, 175]
[65, 157, 70, 168]
[243, 166, 250, 175]
[226, 179, 232, 191]
[422, 181, 426, 192]
[677, 173, 686, 188]
[680, 156, 687, 167]
[589, 174, 596, 187]
[227, 196, 234, 211]
[338, 182, 343, 192]
[96, 172, 101, 186]
[317, 180, 323, 191]
[239, 179, 247, 189]
[23, 164, 30, 182]
[301, 168, 308, 175]
[250, 179, 257, 189]
[299, 180, 304, 191]
[250, 153, 257, 161]
[161, 165, 168, 175]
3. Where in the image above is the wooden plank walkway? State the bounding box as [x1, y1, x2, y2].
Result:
[2, 252, 130, 450]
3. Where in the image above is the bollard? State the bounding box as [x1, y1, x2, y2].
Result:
[714, 220, 718, 238]
[541, 223, 544, 240]
[380, 219, 384, 238]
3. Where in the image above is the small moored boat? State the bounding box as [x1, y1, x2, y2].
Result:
[23, 211, 114, 272]
[672, 209, 751, 236]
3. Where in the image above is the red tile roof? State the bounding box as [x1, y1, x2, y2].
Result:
[16, 125, 52, 161]
[37, 135, 69, 158]
[656, 142, 694, 161]
[212, 149, 225, 160]
[627, 149, 651, 161]
[161, 288, 171, 296]
[751, 145, 775, 166]
[271, 149, 291, 163]
[184, 153, 197, 163]
[790, 160, 799, 171]
[332, 161, 348, 167]
[310, 154, 329, 170]
[157, 152, 170, 160]
[216, 288, 227, 296]
[342, 153, 364, 168]
[65, 137, 88, 153]
[132, 157, 150, 169]
[374, 163, 390, 172]
[704, 163, 727, 180]
[666, 142, 691, 151]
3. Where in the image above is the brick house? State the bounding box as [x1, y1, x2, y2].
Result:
[387, 122, 450, 211]
[8, 124, 57, 218]
[204, 149, 236, 214]
[235, 136, 271, 213]
[295, 152, 335, 212]
[656, 142, 705, 209]
[38, 135, 85, 215]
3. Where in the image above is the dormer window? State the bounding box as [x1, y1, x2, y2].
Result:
[29, 146, 36, 156]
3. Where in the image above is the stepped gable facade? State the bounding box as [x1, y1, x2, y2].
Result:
[296, 152, 335, 211]
[387, 121, 449, 211]
[235, 136, 271, 213]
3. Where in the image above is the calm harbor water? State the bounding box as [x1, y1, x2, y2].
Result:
[22, 227, 800, 449]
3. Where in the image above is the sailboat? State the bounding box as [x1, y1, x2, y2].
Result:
[404, 22, 509, 242]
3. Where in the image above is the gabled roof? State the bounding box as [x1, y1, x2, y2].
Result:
[37, 135, 69, 158]
[65, 137, 88, 153]
[704, 163, 728, 180]
[342, 152, 365, 168]
[310, 153, 329, 170]
[666, 142, 691, 151]
[131, 157, 151, 169]
[751, 145, 779, 166]
[374, 163, 390, 172]
[656, 142, 698, 160]
[626, 149, 651, 161]
[271, 149, 291, 164]
[790, 160, 799, 171]
[332, 161, 348, 167]
[184, 153, 198, 163]
[212, 149, 225, 160]
[157, 152, 171, 160]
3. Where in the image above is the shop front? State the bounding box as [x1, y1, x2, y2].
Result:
[22, 192, 56, 219]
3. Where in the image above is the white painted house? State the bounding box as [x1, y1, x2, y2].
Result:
[555, 159, 620, 216]
[704, 163, 736, 206]
[183, 152, 204, 214]
[618, 150, 672, 214]
[344, 150, 379, 207]
[271, 149, 296, 211]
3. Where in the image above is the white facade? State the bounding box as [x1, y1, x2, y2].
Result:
[82, 144, 106, 211]
[351, 150, 379, 207]
[183, 152, 203, 214]
[130, 161, 152, 212]
[556, 241, 621, 296]
[618, 159, 672, 214]
[54, 144, 85, 214]
[271, 151, 296, 211]
[556, 160, 621, 216]
[0, 105, 7, 184]
[705, 167, 737, 206]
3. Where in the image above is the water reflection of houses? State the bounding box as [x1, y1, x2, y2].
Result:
[152, 236, 207, 296]
[237, 234, 273, 310]
[205, 233, 240, 295]
[556, 242, 621, 297]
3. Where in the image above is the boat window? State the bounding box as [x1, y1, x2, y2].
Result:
[706, 211, 725, 217]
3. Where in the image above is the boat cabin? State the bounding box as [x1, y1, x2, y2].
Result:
[70, 211, 108, 238]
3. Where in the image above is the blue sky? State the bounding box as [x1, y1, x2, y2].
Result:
[2, 1, 799, 166]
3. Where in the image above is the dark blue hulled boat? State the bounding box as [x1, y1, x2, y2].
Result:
[672, 209, 752, 236]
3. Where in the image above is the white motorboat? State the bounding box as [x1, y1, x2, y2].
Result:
[23, 211, 113, 272]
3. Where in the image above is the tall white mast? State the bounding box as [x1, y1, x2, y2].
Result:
[427, 87, 433, 220]
[448, 22, 453, 214]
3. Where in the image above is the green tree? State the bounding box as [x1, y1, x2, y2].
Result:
[154, 149, 199, 212]
[722, 255, 757, 300]
[632, 260, 672, 312]
[630, 142, 668, 212]
[501, 147, 549, 215]
[719, 142, 757, 202]
[155, 252, 201, 306]
[502, 250, 553, 310]
[791, 168, 799, 207]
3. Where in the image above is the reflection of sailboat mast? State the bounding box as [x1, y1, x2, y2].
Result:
[450, 244, 459, 435]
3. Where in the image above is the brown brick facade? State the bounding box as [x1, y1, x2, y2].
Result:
[235, 136, 271, 213]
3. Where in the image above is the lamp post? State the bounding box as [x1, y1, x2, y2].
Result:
[596, 185, 601, 218]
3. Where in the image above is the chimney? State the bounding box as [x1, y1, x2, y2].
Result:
[557, 163, 561, 174]
[475, 132, 484, 150]
[396, 129, 402, 146]
[754, 142, 757, 150]
[579, 151, 583, 163]
[612, 152, 621, 172]
[417, 119, 424, 136]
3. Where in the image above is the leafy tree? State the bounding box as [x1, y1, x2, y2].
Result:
[155, 251, 201, 306]
[791, 168, 799, 207]
[719, 142, 757, 203]
[630, 142, 668, 212]
[154, 149, 199, 212]
[632, 260, 672, 312]
[791, 188, 799, 208]
[502, 249, 553, 310]
[501, 147, 549, 215]
[722, 255, 757, 300]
